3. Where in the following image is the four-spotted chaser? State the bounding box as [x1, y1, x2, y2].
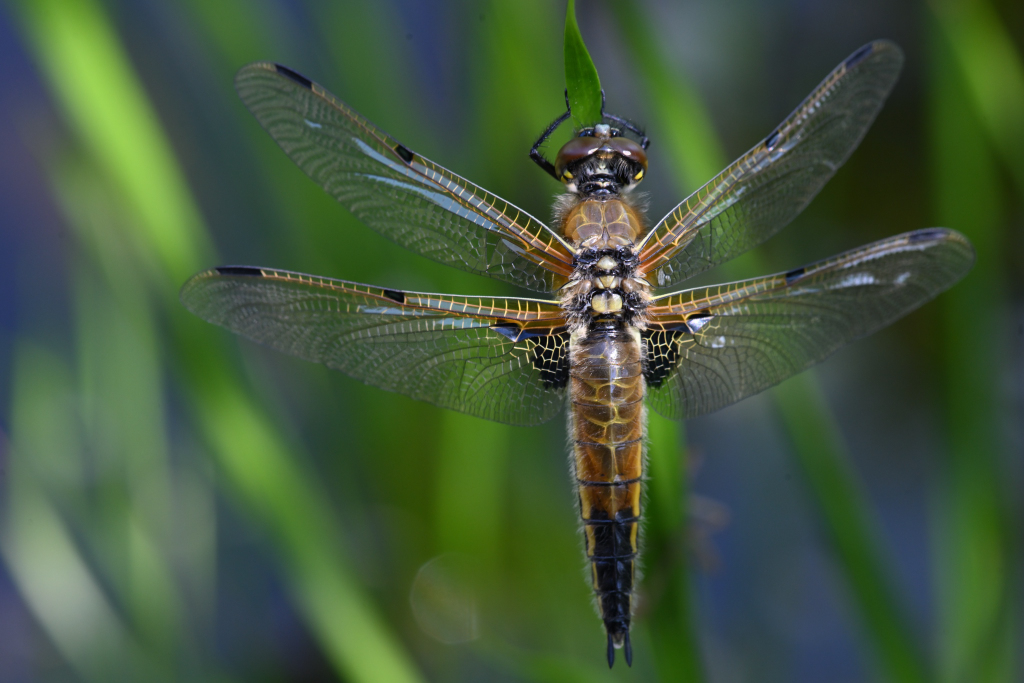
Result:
[181, 40, 974, 667]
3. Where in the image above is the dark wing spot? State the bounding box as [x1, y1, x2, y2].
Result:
[382, 289, 406, 303]
[844, 43, 874, 69]
[529, 331, 569, 389]
[274, 64, 313, 89]
[764, 129, 780, 150]
[785, 267, 806, 285]
[394, 144, 415, 163]
[216, 266, 264, 277]
[908, 228, 946, 243]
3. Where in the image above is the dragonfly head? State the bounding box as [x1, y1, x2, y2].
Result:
[555, 124, 648, 196]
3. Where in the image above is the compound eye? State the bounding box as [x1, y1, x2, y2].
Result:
[607, 137, 648, 172]
[554, 136, 601, 179]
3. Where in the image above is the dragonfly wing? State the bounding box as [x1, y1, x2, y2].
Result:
[642, 229, 974, 420]
[235, 63, 575, 293]
[181, 266, 569, 425]
[638, 41, 904, 288]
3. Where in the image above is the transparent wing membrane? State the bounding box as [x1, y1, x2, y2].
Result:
[180, 267, 569, 425]
[638, 41, 904, 288]
[186, 46, 976, 431]
[235, 63, 575, 293]
[642, 229, 974, 420]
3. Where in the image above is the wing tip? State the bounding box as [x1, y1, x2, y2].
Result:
[234, 61, 315, 92]
[906, 226, 968, 247]
[844, 39, 904, 71]
[909, 227, 976, 267]
[179, 266, 266, 313]
[234, 60, 275, 84]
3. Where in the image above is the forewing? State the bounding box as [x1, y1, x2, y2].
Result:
[638, 41, 904, 288]
[180, 266, 569, 425]
[642, 229, 974, 420]
[235, 63, 575, 293]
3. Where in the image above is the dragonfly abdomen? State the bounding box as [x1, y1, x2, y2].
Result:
[569, 324, 644, 667]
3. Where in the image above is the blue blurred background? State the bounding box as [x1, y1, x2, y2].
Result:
[0, 1, 1020, 682]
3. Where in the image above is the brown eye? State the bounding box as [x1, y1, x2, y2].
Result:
[607, 137, 648, 172]
[554, 136, 602, 178]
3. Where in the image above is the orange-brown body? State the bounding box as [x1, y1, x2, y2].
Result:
[560, 196, 649, 651]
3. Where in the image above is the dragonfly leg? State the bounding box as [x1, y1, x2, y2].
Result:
[530, 103, 572, 180]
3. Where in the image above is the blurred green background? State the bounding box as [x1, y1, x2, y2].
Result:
[0, 1, 1021, 682]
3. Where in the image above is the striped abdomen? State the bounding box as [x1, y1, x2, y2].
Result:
[569, 325, 644, 665]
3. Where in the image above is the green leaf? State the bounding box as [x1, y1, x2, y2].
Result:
[564, 0, 602, 128]
[12, 1, 428, 681]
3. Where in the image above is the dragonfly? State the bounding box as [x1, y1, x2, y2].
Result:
[181, 40, 974, 667]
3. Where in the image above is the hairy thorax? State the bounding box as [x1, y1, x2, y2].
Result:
[558, 196, 651, 332]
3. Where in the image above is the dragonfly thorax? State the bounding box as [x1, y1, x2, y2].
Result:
[562, 245, 650, 332]
[558, 195, 651, 332]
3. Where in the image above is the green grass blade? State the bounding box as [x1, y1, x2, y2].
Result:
[564, 0, 603, 128]
[12, 121, 230, 682]
[928, 11, 1017, 682]
[931, 0, 1024, 196]
[1, 345, 158, 683]
[773, 376, 930, 683]
[11, 1, 426, 681]
[484, 643, 621, 683]
[645, 413, 704, 682]
[433, 414, 509, 563]
[53, 159, 184, 657]
[12, 0, 211, 284]
[608, 0, 726, 185]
